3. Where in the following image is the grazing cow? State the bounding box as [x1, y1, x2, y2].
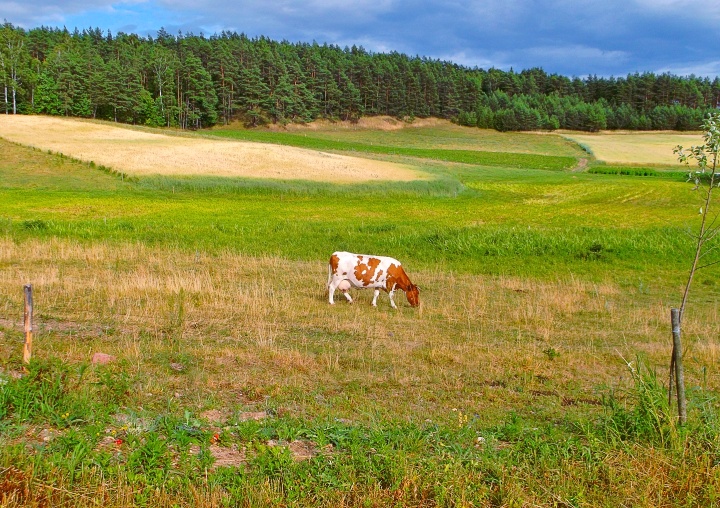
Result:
[327, 251, 420, 308]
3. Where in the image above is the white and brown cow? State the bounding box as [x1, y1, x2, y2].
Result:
[327, 251, 419, 308]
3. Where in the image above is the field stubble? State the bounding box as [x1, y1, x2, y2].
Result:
[0, 116, 423, 183]
[561, 130, 703, 165]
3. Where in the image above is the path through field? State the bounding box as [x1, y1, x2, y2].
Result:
[0, 116, 423, 183]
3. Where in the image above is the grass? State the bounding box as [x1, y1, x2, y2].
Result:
[1, 122, 720, 506]
[588, 165, 689, 179]
[208, 127, 579, 170]
[215, 119, 586, 156]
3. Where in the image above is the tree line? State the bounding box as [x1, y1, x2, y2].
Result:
[1, 22, 718, 131]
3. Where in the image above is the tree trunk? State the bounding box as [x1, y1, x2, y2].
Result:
[670, 308, 687, 425]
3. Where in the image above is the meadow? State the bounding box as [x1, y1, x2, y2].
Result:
[0, 119, 719, 507]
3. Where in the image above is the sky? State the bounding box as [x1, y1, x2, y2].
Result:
[3, 0, 720, 78]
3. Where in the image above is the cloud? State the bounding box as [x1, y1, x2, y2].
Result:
[1, 0, 717, 78]
[524, 45, 630, 71]
[1, 0, 121, 23]
[658, 60, 720, 78]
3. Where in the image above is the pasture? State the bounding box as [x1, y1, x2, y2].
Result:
[0, 117, 719, 507]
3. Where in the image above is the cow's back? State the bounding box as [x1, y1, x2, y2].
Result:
[330, 251, 400, 289]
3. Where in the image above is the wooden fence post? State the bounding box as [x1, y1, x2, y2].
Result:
[670, 308, 687, 425]
[23, 284, 33, 366]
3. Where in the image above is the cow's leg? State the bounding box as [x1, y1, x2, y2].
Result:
[341, 288, 353, 303]
[388, 289, 398, 309]
[371, 289, 380, 307]
[328, 279, 338, 305]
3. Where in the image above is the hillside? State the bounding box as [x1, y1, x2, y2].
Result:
[0, 116, 422, 183]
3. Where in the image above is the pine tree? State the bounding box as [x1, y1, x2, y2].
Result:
[237, 64, 270, 126]
[180, 52, 217, 128]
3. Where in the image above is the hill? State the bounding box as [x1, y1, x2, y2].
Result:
[0, 116, 421, 183]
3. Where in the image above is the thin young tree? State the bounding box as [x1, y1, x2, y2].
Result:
[671, 112, 720, 424]
[0, 23, 27, 114]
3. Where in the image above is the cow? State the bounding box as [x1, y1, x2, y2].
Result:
[327, 251, 420, 308]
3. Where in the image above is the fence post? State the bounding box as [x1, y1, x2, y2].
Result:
[671, 308, 687, 425]
[23, 284, 33, 366]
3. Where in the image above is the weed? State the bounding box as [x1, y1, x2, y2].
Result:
[598, 356, 680, 448]
[127, 432, 172, 486]
[22, 219, 49, 231]
[542, 347, 560, 360]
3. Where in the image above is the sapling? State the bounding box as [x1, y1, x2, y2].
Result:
[671, 112, 720, 424]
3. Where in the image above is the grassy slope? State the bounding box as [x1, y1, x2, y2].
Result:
[0, 136, 703, 283]
[1, 126, 719, 507]
[208, 125, 580, 170]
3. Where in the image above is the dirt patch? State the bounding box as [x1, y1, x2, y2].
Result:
[0, 116, 424, 183]
[200, 409, 229, 423]
[268, 439, 331, 461]
[207, 444, 247, 468]
[186, 440, 327, 469]
[270, 115, 449, 132]
[572, 158, 588, 172]
[237, 411, 270, 421]
[188, 444, 247, 469]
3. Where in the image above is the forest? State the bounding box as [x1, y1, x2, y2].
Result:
[1, 22, 719, 132]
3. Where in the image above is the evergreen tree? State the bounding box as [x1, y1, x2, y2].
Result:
[179, 52, 217, 128]
[237, 64, 270, 126]
[33, 72, 62, 114]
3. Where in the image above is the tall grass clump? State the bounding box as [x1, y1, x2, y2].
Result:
[598, 356, 681, 448]
[0, 358, 130, 426]
[591, 355, 720, 461]
[589, 166, 687, 179]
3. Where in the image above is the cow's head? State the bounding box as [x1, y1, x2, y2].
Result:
[405, 284, 420, 307]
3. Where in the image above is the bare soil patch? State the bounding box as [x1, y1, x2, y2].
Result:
[0, 116, 423, 183]
[268, 115, 449, 132]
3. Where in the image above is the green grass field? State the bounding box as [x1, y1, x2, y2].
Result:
[209, 124, 580, 170]
[1, 123, 719, 507]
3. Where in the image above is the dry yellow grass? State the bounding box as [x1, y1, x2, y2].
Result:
[2, 238, 717, 424]
[561, 130, 703, 165]
[0, 115, 424, 183]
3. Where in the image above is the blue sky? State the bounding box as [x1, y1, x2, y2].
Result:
[3, 0, 719, 78]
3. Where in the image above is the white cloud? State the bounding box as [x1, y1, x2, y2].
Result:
[525, 45, 629, 66]
[1, 0, 148, 28]
[437, 50, 511, 70]
[657, 60, 720, 78]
